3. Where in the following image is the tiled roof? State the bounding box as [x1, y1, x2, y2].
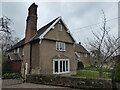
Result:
[75, 44, 89, 54]
[8, 53, 22, 61]
[8, 17, 59, 51]
[32, 17, 59, 41]
[7, 38, 25, 51]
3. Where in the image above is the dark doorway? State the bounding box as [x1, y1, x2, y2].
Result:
[77, 61, 84, 70]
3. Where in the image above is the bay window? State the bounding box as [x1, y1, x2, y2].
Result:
[53, 59, 70, 74]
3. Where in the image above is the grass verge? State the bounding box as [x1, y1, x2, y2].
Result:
[75, 70, 111, 78]
[82, 67, 113, 72]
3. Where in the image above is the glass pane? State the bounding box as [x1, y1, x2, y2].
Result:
[62, 42, 64, 50]
[60, 42, 62, 50]
[63, 61, 65, 72]
[58, 24, 62, 31]
[56, 42, 59, 50]
[55, 61, 58, 73]
[60, 61, 62, 72]
[66, 61, 68, 71]
[58, 24, 60, 31]
[60, 25, 62, 31]
[63, 43, 65, 50]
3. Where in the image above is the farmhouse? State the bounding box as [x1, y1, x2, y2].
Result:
[8, 3, 77, 75]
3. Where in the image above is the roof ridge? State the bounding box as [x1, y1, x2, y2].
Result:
[75, 44, 89, 54]
[37, 17, 60, 32]
[31, 17, 60, 41]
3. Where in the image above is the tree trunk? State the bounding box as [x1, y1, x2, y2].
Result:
[99, 68, 103, 77]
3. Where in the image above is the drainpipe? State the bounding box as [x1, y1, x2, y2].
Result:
[25, 62, 28, 80]
[29, 43, 32, 74]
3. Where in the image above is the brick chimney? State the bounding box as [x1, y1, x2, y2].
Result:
[25, 3, 38, 43]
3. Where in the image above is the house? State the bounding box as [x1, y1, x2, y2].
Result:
[112, 55, 120, 62]
[90, 50, 106, 66]
[107, 55, 120, 68]
[75, 42, 92, 68]
[7, 3, 77, 75]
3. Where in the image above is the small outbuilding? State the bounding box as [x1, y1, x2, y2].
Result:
[8, 53, 22, 73]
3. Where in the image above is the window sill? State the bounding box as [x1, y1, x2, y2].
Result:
[53, 71, 70, 74]
[56, 50, 66, 52]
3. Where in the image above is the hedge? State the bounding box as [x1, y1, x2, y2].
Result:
[114, 63, 120, 82]
[2, 73, 22, 79]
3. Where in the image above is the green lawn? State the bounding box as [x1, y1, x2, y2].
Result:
[75, 70, 111, 78]
[82, 67, 113, 72]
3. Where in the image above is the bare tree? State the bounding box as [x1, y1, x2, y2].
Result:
[0, 16, 20, 54]
[87, 10, 120, 77]
[0, 16, 13, 33]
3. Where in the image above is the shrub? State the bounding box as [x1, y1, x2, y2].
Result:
[2, 56, 11, 74]
[2, 73, 22, 79]
[114, 63, 120, 82]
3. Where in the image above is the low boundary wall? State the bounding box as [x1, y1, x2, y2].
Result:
[2, 78, 23, 87]
[26, 74, 112, 89]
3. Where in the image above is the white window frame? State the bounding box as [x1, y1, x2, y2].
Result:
[22, 48, 24, 56]
[53, 59, 70, 74]
[58, 22, 62, 32]
[17, 48, 19, 53]
[56, 42, 66, 51]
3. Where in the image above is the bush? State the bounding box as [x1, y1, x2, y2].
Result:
[114, 63, 120, 82]
[2, 56, 11, 74]
[2, 73, 22, 79]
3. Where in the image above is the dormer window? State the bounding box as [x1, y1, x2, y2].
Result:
[58, 22, 62, 32]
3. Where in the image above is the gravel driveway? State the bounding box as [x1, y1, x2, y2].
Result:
[2, 83, 82, 90]
[3, 83, 66, 88]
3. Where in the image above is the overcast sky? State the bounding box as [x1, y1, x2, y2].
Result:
[1, 2, 118, 45]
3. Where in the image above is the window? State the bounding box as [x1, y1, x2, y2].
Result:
[17, 48, 19, 53]
[85, 54, 88, 57]
[58, 23, 62, 32]
[56, 42, 65, 51]
[22, 48, 24, 56]
[53, 59, 70, 74]
[14, 49, 16, 53]
[55, 61, 58, 73]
